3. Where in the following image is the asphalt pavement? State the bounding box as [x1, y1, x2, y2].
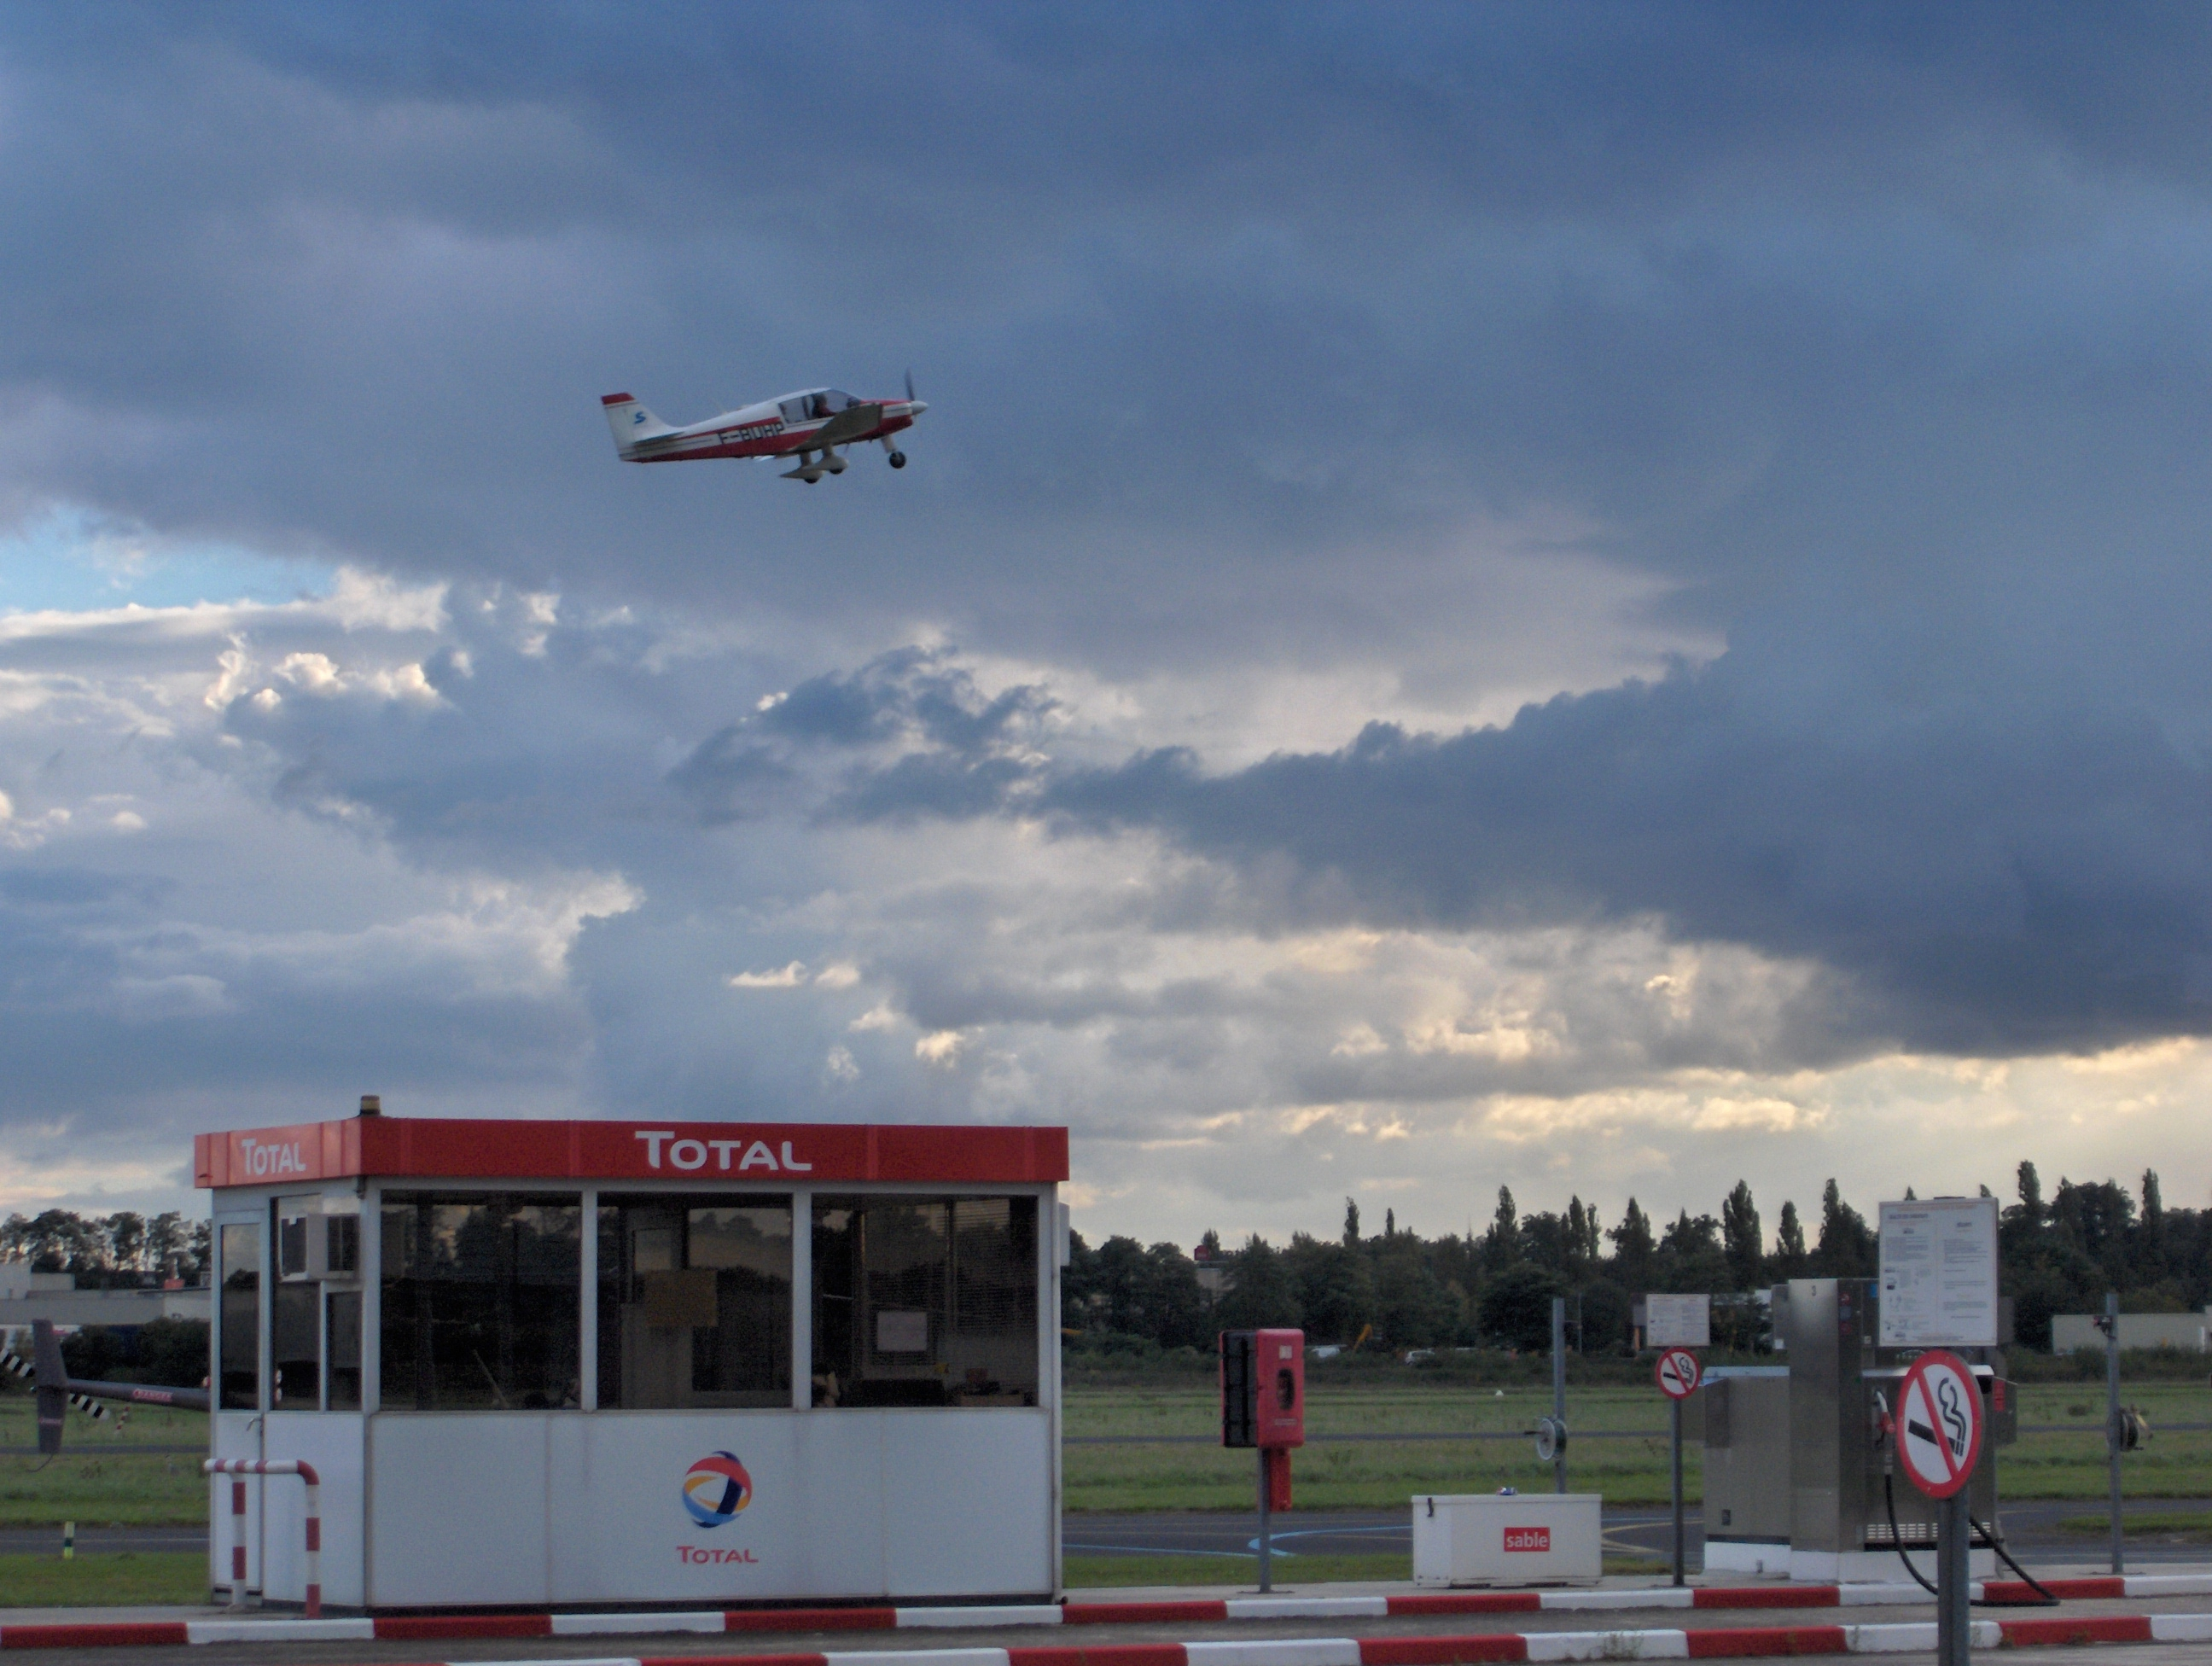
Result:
[11, 1593, 2212, 1666]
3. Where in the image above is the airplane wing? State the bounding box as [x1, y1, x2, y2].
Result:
[810, 403, 888, 448]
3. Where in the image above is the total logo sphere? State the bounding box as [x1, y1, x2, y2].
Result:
[682, 1451, 754, 1529]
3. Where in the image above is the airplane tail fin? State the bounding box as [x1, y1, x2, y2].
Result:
[601, 393, 678, 457]
[32, 1319, 67, 1456]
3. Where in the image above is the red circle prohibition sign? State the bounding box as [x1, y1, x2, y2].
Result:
[1655, 1346, 1702, 1400]
[1896, 1349, 1984, 1500]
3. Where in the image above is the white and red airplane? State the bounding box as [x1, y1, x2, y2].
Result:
[601, 376, 926, 482]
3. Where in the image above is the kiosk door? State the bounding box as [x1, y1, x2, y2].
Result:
[212, 1209, 268, 1596]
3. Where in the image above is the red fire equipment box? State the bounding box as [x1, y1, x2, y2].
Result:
[1220, 1328, 1304, 1449]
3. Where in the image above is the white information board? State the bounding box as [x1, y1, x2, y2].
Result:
[1644, 1293, 1710, 1348]
[1878, 1197, 1999, 1348]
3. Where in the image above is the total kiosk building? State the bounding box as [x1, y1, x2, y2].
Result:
[196, 1104, 1068, 1611]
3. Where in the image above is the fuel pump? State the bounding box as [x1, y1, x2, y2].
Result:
[1871, 1382, 2055, 1606]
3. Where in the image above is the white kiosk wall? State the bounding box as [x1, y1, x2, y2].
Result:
[199, 1117, 1067, 1610]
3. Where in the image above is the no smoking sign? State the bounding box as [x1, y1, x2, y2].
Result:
[1655, 1346, 1701, 1400]
[1896, 1349, 1983, 1499]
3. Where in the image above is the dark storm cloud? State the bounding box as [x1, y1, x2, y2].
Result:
[979, 663, 2212, 1057]
[671, 648, 1053, 825]
[12, 0, 2212, 1224]
[8, 1, 2212, 673]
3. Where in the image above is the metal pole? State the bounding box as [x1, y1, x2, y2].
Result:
[1255, 1448, 1273, 1592]
[1551, 1296, 1568, 1494]
[1937, 1488, 1970, 1666]
[2107, 1290, 2124, 1575]
[1670, 1394, 1685, 1587]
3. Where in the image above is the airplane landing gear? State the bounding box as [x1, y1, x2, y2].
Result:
[888, 451, 907, 469]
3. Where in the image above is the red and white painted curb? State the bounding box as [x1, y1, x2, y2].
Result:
[5, 1578, 2212, 1653]
[200, 1614, 2212, 1665]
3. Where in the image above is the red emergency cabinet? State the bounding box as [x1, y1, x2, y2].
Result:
[1221, 1328, 1303, 1510]
[1220, 1328, 1304, 1448]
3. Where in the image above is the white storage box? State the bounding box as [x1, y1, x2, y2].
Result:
[1412, 1493, 1603, 1587]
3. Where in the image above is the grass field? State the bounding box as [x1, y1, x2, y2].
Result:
[0, 1551, 206, 1606]
[2057, 1512, 2212, 1543]
[1063, 1552, 1668, 1587]
[1062, 1380, 2212, 1511]
[0, 1397, 209, 1528]
[3, 1374, 2207, 1528]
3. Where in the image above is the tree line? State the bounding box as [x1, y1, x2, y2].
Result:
[9, 1163, 2196, 1355]
[1064, 1163, 2210, 1354]
[0, 1209, 212, 1285]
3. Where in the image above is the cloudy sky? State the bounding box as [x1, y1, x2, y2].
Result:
[5, 3, 2211, 1246]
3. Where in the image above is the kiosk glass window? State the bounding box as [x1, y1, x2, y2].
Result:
[812, 1196, 1038, 1407]
[326, 1288, 363, 1409]
[379, 1194, 582, 1410]
[597, 1196, 791, 1407]
[218, 1222, 261, 1409]
[273, 1282, 319, 1407]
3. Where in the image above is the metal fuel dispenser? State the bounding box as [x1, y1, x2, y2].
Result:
[1703, 1279, 2015, 1582]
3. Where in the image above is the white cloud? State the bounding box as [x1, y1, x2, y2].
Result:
[276, 651, 343, 693]
[915, 1029, 968, 1067]
[728, 962, 808, 988]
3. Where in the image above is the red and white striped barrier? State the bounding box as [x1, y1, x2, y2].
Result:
[7, 1576, 2212, 1653]
[139, 1613, 2212, 1665]
[201, 1458, 321, 1620]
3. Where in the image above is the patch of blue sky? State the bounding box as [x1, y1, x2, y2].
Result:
[0, 507, 339, 615]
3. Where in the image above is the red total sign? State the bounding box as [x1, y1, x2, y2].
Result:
[1896, 1349, 1983, 1500]
[1655, 1346, 1702, 1400]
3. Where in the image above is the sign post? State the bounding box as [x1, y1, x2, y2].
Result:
[1551, 1297, 1568, 1495]
[1897, 1349, 1985, 1666]
[1221, 1329, 1305, 1594]
[2101, 1290, 2124, 1575]
[1655, 1346, 1702, 1587]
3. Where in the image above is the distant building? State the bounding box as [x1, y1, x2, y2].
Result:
[0, 1262, 210, 1327]
[1191, 1243, 1232, 1300]
[2049, 1309, 2212, 1353]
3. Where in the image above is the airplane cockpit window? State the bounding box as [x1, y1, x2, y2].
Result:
[782, 391, 861, 423]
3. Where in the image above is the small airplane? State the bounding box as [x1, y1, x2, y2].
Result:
[601, 375, 927, 482]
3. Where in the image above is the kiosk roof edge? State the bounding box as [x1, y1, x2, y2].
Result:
[193, 1116, 1069, 1188]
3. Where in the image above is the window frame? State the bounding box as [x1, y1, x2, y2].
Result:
[808, 1192, 1043, 1409]
[213, 1209, 267, 1412]
[235, 1176, 1057, 1420]
[594, 1191, 797, 1410]
[375, 1190, 586, 1413]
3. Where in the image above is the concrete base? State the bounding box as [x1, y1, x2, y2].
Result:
[1703, 1540, 1790, 1577]
[1790, 1547, 1996, 1583]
